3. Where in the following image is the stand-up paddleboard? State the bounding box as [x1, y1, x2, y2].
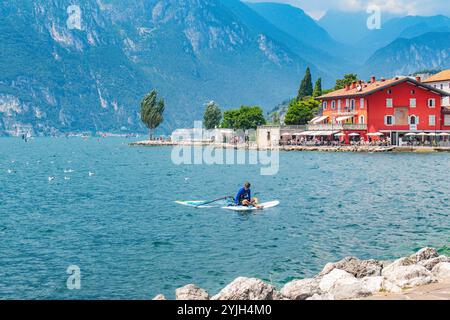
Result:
[175, 200, 214, 208]
[222, 201, 280, 211]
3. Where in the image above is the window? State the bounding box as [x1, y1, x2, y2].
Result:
[350, 99, 355, 110]
[410, 98, 416, 108]
[338, 100, 341, 110]
[428, 98, 436, 108]
[445, 115, 450, 126]
[385, 115, 394, 126]
[409, 115, 417, 125]
[411, 89, 415, 95]
[267, 131, 271, 142]
[323, 101, 327, 110]
[359, 115, 365, 124]
[441, 84, 444, 90]
[345, 99, 349, 108]
[387, 89, 392, 94]
[429, 115, 436, 126]
[386, 99, 393, 108]
[360, 98, 365, 109]
[331, 100, 336, 110]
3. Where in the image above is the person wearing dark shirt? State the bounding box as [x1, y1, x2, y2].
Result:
[234, 182, 262, 209]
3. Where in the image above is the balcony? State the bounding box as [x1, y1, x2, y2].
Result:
[307, 123, 367, 131]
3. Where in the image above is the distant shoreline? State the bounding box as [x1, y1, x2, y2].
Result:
[129, 140, 450, 153]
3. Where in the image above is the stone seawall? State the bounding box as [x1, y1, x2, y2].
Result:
[130, 140, 450, 153]
[153, 247, 450, 300]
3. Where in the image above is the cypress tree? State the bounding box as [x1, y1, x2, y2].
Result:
[313, 78, 322, 98]
[297, 67, 313, 101]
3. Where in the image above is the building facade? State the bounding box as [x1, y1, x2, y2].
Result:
[316, 76, 449, 145]
[423, 69, 450, 108]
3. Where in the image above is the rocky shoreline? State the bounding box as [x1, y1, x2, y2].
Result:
[153, 247, 450, 300]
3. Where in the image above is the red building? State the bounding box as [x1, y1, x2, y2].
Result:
[315, 76, 450, 145]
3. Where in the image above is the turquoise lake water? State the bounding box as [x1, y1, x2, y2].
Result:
[0, 137, 449, 299]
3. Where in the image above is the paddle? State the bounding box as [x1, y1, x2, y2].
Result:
[195, 196, 234, 208]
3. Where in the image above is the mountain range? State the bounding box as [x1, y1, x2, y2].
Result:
[0, 0, 449, 136]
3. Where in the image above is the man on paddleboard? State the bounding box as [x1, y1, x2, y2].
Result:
[235, 182, 263, 209]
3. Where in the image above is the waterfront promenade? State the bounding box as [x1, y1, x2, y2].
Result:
[130, 140, 450, 153]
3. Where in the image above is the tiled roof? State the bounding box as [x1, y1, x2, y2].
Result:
[317, 77, 449, 100]
[423, 70, 450, 83]
[317, 78, 402, 99]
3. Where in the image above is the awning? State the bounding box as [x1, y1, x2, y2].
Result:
[404, 133, 417, 136]
[315, 131, 340, 136]
[281, 133, 292, 136]
[311, 115, 329, 124]
[367, 132, 384, 136]
[348, 133, 360, 136]
[438, 133, 450, 136]
[336, 115, 353, 122]
[335, 133, 346, 137]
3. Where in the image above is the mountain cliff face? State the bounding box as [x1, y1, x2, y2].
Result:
[2, 1, 450, 136]
[0, 0, 325, 136]
[361, 32, 450, 77]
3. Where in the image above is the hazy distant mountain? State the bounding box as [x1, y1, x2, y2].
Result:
[360, 32, 450, 78]
[318, 10, 397, 45]
[356, 15, 450, 58]
[246, 3, 343, 53]
[221, 0, 346, 78]
[0, 0, 331, 136]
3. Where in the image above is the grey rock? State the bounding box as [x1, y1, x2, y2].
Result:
[317, 257, 383, 279]
[431, 262, 450, 282]
[153, 294, 167, 300]
[319, 269, 356, 292]
[212, 277, 278, 300]
[409, 247, 439, 263]
[418, 255, 450, 270]
[175, 284, 209, 300]
[306, 293, 335, 300]
[280, 278, 320, 300]
[382, 264, 437, 288]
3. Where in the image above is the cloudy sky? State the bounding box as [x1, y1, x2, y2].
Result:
[245, 0, 449, 19]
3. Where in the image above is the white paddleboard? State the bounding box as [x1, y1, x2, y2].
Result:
[175, 200, 214, 208]
[222, 201, 280, 211]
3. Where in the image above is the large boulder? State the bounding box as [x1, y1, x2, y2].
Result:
[409, 247, 439, 263]
[306, 293, 335, 300]
[381, 257, 414, 275]
[382, 264, 437, 288]
[212, 277, 278, 300]
[280, 278, 320, 300]
[431, 262, 450, 282]
[317, 257, 383, 279]
[152, 294, 167, 300]
[418, 255, 450, 271]
[175, 284, 209, 300]
[319, 269, 355, 292]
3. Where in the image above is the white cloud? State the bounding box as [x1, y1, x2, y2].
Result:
[245, 0, 450, 19]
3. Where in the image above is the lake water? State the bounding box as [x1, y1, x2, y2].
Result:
[0, 137, 449, 299]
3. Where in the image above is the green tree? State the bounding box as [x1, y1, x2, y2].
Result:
[335, 74, 358, 90]
[222, 106, 266, 130]
[284, 98, 319, 125]
[313, 78, 322, 98]
[203, 101, 222, 129]
[297, 67, 313, 101]
[140, 89, 165, 139]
